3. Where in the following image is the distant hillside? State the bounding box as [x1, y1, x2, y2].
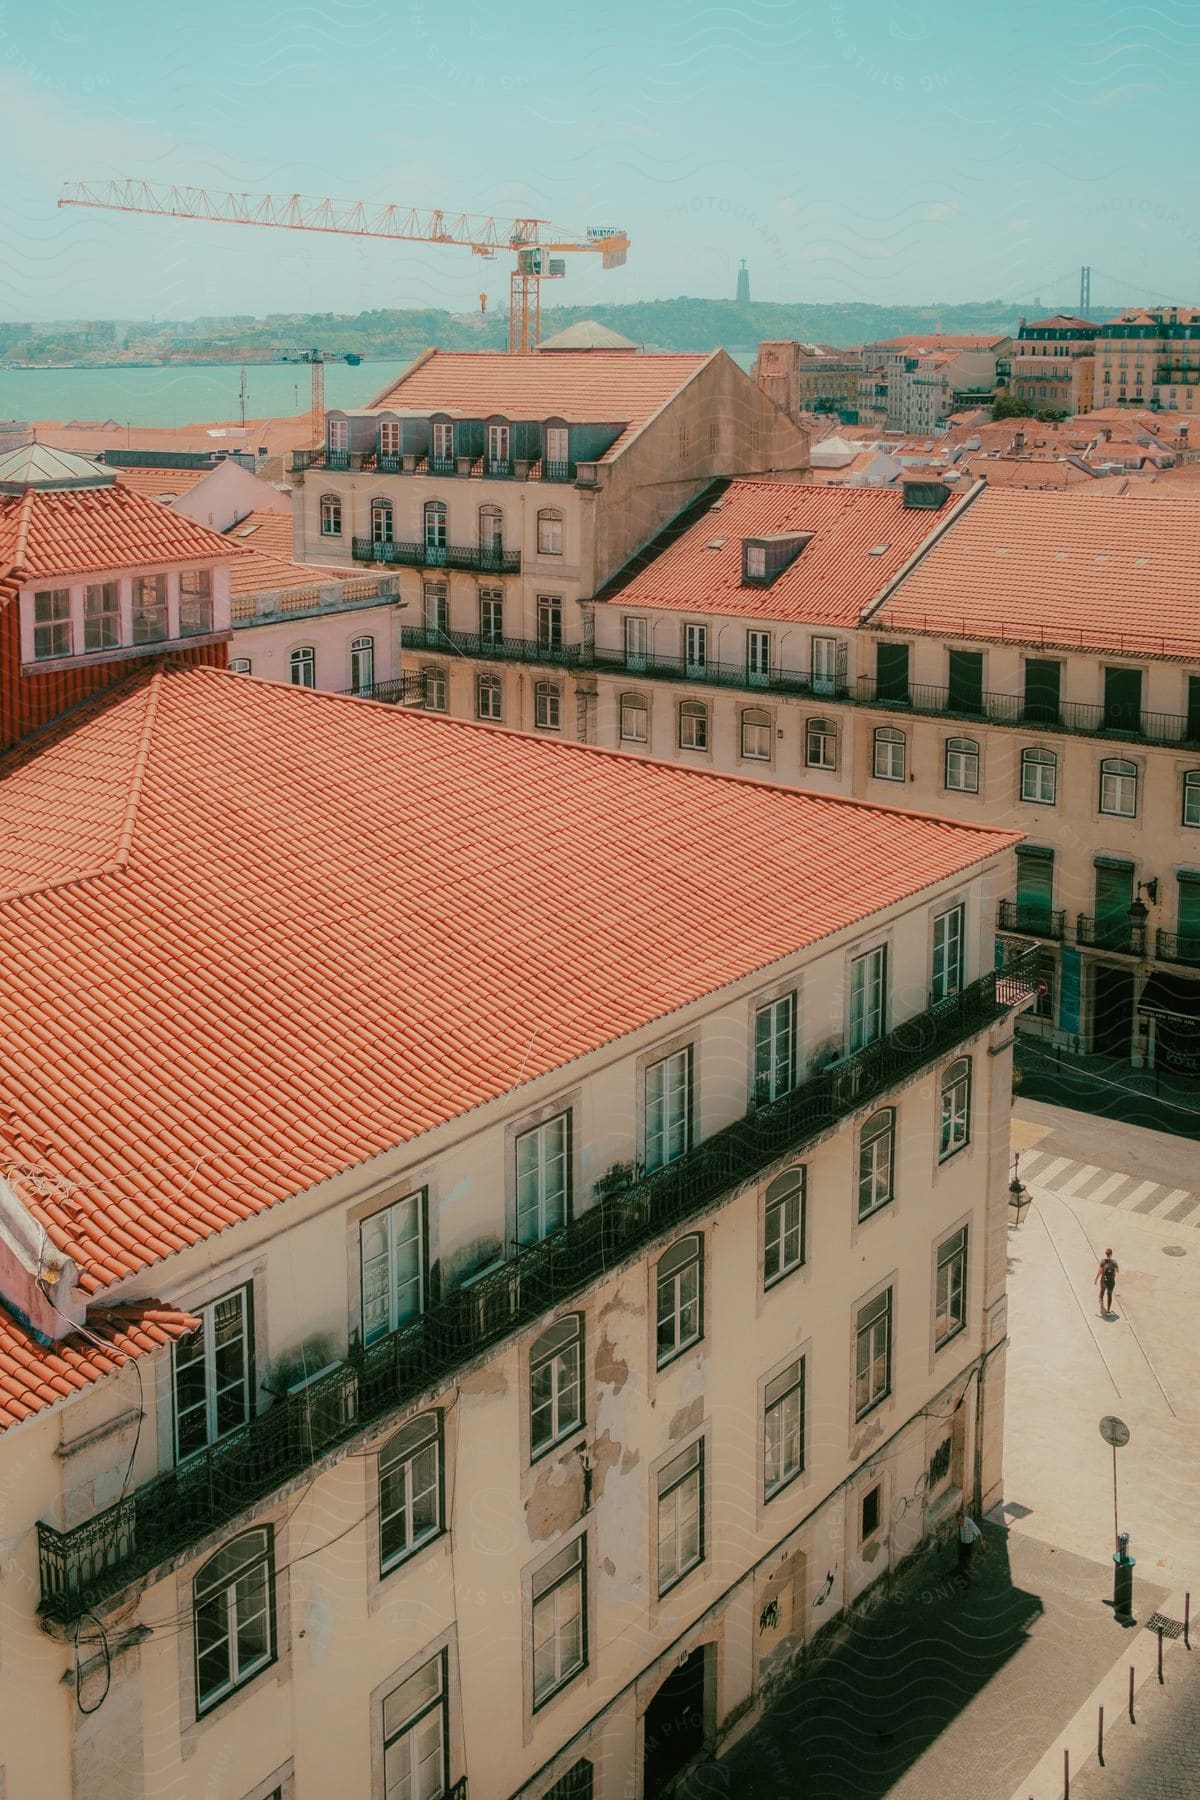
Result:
[3, 298, 1030, 367]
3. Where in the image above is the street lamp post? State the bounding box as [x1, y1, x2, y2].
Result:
[1100, 1415, 1134, 1619]
[1008, 1153, 1031, 1228]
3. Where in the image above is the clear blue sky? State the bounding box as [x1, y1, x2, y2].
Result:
[2, 0, 1194, 321]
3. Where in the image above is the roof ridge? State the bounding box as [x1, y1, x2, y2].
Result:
[10, 488, 35, 577]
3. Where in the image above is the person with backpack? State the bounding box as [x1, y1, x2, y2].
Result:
[1096, 1249, 1119, 1316]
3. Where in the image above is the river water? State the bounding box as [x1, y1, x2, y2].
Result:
[0, 349, 756, 428]
[0, 360, 412, 428]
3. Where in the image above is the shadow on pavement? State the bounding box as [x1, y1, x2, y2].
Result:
[1015, 1040, 1200, 1141]
[680, 1524, 1042, 1800]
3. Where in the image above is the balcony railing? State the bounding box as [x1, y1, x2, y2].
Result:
[855, 677, 1199, 751]
[339, 674, 428, 706]
[400, 625, 583, 668]
[35, 947, 1037, 1623]
[1156, 930, 1200, 968]
[351, 538, 521, 575]
[997, 899, 1066, 942]
[591, 646, 842, 701]
[1076, 915, 1147, 957]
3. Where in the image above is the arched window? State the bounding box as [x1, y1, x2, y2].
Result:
[193, 1528, 275, 1714]
[379, 1412, 442, 1572]
[873, 726, 905, 782]
[529, 1315, 584, 1456]
[1100, 757, 1138, 818]
[806, 717, 836, 771]
[535, 680, 561, 731]
[423, 499, 447, 552]
[537, 508, 564, 556]
[289, 646, 316, 688]
[764, 1168, 806, 1286]
[679, 700, 708, 751]
[319, 492, 341, 536]
[1184, 770, 1200, 828]
[944, 736, 980, 794]
[656, 1234, 703, 1366]
[939, 1057, 971, 1159]
[1021, 746, 1057, 805]
[370, 497, 393, 544]
[350, 635, 375, 695]
[230, 657, 251, 675]
[620, 692, 648, 743]
[858, 1108, 895, 1220]
[478, 504, 504, 554]
[476, 674, 502, 722]
[741, 706, 771, 761]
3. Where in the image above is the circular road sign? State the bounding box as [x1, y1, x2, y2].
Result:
[1099, 1415, 1131, 1448]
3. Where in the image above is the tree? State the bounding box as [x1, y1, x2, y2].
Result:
[1035, 407, 1069, 423]
[992, 394, 1033, 420]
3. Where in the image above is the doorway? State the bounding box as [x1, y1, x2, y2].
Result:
[1092, 964, 1134, 1058]
[643, 1644, 710, 1798]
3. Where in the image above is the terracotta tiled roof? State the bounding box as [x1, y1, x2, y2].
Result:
[225, 510, 296, 560]
[0, 483, 235, 585]
[0, 1303, 197, 1432]
[870, 334, 1007, 352]
[875, 488, 1200, 657]
[371, 349, 711, 458]
[228, 545, 336, 596]
[601, 479, 963, 624]
[0, 665, 1016, 1314]
[111, 465, 214, 503]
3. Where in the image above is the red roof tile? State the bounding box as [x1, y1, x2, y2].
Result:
[225, 510, 296, 560]
[0, 483, 235, 585]
[0, 666, 1016, 1304]
[0, 1302, 197, 1433]
[603, 480, 963, 624]
[111, 465, 214, 503]
[876, 487, 1200, 657]
[371, 349, 711, 457]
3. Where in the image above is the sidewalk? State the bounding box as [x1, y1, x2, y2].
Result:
[1014, 1039, 1200, 1141]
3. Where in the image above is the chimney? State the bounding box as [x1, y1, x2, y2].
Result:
[1013, 430, 1025, 455]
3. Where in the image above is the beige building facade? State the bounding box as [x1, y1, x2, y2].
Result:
[0, 666, 1030, 1800]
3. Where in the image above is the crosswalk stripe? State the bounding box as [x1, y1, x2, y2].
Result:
[1056, 1164, 1100, 1196]
[1144, 1187, 1190, 1217]
[1031, 1156, 1072, 1185]
[1086, 1172, 1129, 1204]
[1166, 1193, 1200, 1221]
[1124, 1181, 1161, 1212]
[1018, 1149, 1046, 1171]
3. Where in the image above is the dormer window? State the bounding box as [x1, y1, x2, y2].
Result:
[742, 533, 813, 586]
[84, 582, 119, 651]
[132, 575, 168, 645]
[179, 570, 213, 636]
[33, 589, 71, 658]
[432, 422, 454, 464]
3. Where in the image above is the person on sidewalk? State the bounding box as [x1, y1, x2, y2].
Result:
[956, 1511, 982, 1583]
[1096, 1248, 1119, 1316]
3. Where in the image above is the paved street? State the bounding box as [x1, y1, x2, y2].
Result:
[684, 1099, 1200, 1798]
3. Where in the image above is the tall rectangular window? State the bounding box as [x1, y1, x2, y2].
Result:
[193, 1529, 274, 1716]
[1023, 657, 1061, 725]
[848, 946, 887, 1052]
[931, 905, 964, 1003]
[857, 1109, 895, 1219]
[935, 1227, 968, 1347]
[532, 1538, 586, 1707]
[763, 1358, 805, 1497]
[754, 994, 795, 1103]
[530, 1315, 584, 1457]
[173, 1287, 252, 1462]
[764, 1169, 806, 1286]
[855, 1288, 892, 1418]
[645, 1048, 691, 1171]
[939, 1058, 972, 1160]
[1103, 665, 1143, 734]
[684, 623, 707, 676]
[657, 1442, 704, 1594]
[132, 574, 168, 644]
[515, 1113, 571, 1247]
[33, 588, 73, 659]
[84, 582, 120, 651]
[947, 649, 984, 716]
[537, 596, 563, 650]
[432, 421, 455, 463]
[379, 1413, 443, 1571]
[875, 640, 909, 703]
[746, 629, 771, 687]
[361, 1192, 426, 1346]
[479, 590, 503, 643]
[812, 635, 838, 695]
[423, 582, 448, 635]
[656, 1235, 703, 1365]
[383, 1653, 447, 1799]
[625, 616, 649, 670]
[179, 569, 213, 636]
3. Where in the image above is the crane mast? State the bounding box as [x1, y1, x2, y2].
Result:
[58, 181, 629, 354]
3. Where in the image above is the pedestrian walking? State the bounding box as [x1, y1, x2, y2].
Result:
[956, 1510, 982, 1583]
[1096, 1248, 1119, 1316]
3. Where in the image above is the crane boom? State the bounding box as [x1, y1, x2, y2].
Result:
[58, 180, 629, 354]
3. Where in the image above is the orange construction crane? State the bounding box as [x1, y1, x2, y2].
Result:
[58, 181, 629, 355]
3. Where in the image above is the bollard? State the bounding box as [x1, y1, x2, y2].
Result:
[1186, 1592, 1191, 1651]
[1064, 1744, 1070, 1797]
[1158, 1627, 1164, 1683]
[1129, 1663, 1136, 1723]
[1098, 1703, 1104, 1766]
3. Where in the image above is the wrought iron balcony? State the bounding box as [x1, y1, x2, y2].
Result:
[541, 460, 574, 482]
[352, 538, 521, 575]
[1156, 930, 1200, 968]
[339, 674, 428, 706]
[400, 625, 583, 668]
[1076, 915, 1147, 957]
[591, 646, 842, 702]
[997, 899, 1066, 941]
[35, 947, 1037, 1624]
[485, 457, 512, 478]
[855, 676, 1198, 750]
